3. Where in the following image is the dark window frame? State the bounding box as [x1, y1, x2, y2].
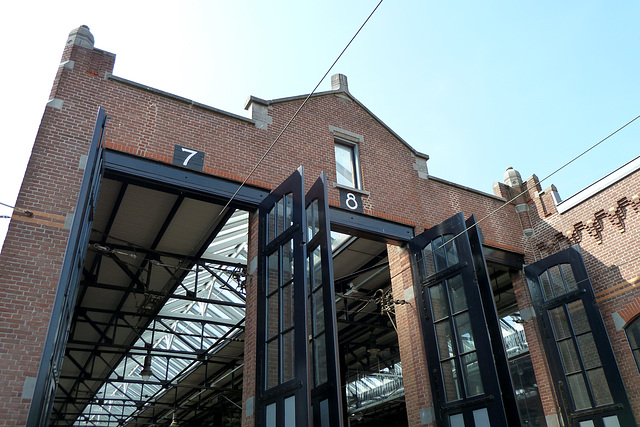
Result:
[625, 315, 640, 373]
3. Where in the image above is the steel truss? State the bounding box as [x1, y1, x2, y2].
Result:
[52, 211, 248, 426]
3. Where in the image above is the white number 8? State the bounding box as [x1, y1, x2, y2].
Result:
[346, 193, 358, 210]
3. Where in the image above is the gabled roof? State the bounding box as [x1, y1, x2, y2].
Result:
[244, 82, 429, 161]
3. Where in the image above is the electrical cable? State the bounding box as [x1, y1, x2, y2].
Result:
[387, 113, 640, 282]
[0, 201, 32, 217]
[437, 112, 640, 252]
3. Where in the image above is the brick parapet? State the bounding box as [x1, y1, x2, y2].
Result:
[0, 35, 117, 423]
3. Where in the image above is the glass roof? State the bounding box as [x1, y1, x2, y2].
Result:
[75, 211, 248, 426]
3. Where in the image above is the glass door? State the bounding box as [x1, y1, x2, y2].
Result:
[409, 212, 513, 427]
[256, 168, 342, 426]
[525, 245, 636, 427]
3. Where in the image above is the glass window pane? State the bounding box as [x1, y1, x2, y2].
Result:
[313, 246, 322, 291]
[313, 288, 325, 335]
[276, 198, 284, 236]
[443, 234, 458, 266]
[603, 415, 621, 427]
[557, 339, 581, 374]
[549, 307, 571, 340]
[423, 243, 436, 277]
[473, 408, 490, 427]
[284, 193, 294, 229]
[579, 422, 595, 427]
[312, 200, 319, 237]
[266, 403, 276, 427]
[454, 312, 475, 353]
[449, 413, 464, 427]
[283, 240, 294, 287]
[267, 295, 279, 339]
[568, 300, 590, 335]
[266, 338, 279, 388]
[587, 368, 613, 406]
[539, 271, 554, 300]
[320, 399, 330, 427]
[284, 395, 295, 427]
[315, 332, 327, 386]
[282, 283, 294, 330]
[268, 204, 276, 243]
[461, 352, 483, 397]
[634, 349, 640, 370]
[448, 274, 467, 314]
[567, 373, 592, 410]
[548, 265, 566, 296]
[434, 236, 448, 272]
[306, 201, 315, 242]
[576, 334, 601, 369]
[282, 331, 295, 383]
[441, 359, 462, 402]
[436, 321, 455, 359]
[335, 143, 356, 187]
[627, 318, 640, 349]
[430, 283, 448, 321]
[268, 252, 279, 295]
[560, 263, 578, 292]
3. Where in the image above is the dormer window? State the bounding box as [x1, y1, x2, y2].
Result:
[334, 140, 361, 189]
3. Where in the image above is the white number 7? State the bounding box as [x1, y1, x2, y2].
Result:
[181, 148, 198, 166]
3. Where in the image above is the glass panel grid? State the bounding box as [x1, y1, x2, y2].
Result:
[428, 269, 478, 403]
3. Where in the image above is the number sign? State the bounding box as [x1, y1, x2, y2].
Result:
[173, 145, 204, 171]
[339, 189, 363, 213]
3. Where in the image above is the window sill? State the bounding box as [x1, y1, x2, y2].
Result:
[332, 182, 370, 196]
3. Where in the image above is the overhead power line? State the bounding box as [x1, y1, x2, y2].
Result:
[189, 0, 385, 254]
[438, 113, 640, 251]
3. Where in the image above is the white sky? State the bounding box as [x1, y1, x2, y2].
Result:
[1, 1, 639, 249]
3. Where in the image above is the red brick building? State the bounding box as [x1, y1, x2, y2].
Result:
[1, 26, 639, 427]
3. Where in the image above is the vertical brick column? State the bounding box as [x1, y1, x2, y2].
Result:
[0, 26, 114, 425]
[242, 211, 259, 427]
[387, 244, 435, 426]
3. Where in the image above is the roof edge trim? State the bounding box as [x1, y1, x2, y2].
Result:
[556, 155, 640, 214]
[245, 89, 430, 160]
[106, 74, 255, 125]
[428, 175, 507, 202]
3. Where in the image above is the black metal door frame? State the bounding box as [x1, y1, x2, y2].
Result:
[466, 216, 521, 426]
[256, 169, 344, 426]
[409, 212, 512, 427]
[525, 245, 637, 427]
[256, 167, 311, 426]
[27, 108, 108, 426]
[306, 173, 344, 427]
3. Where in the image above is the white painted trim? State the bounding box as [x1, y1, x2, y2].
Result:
[556, 156, 640, 214]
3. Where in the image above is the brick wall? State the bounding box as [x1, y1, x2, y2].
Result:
[2, 26, 594, 426]
[501, 168, 640, 422]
